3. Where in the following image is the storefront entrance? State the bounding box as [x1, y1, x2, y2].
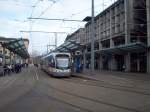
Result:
[115, 55, 125, 71]
[95, 53, 99, 70]
[130, 52, 147, 73]
[85, 55, 90, 69]
[102, 55, 109, 70]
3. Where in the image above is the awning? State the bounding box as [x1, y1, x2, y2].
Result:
[54, 40, 84, 52]
[99, 42, 147, 54]
[2, 38, 29, 59]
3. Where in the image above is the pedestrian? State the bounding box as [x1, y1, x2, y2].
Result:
[122, 64, 126, 71]
[3, 65, 7, 76]
[11, 64, 14, 72]
[18, 64, 21, 73]
[15, 64, 19, 73]
[7, 65, 12, 75]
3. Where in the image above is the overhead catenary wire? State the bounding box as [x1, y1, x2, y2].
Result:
[0, 0, 35, 7]
[20, 30, 67, 34]
[28, 0, 62, 54]
[29, 0, 41, 55]
[20, 30, 67, 51]
[28, 17, 85, 22]
[56, 0, 116, 33]
[37, 0, 60, 18]
[68, 0, 116, 18]
[27, 0, 117, 33]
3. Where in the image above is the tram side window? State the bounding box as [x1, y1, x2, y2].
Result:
[40, 60, 44, 65]
[44, 60, 47, 65]
[48, 56, 55, 67]
[51, 59, 55, 67]
[44, 59, 48, 66]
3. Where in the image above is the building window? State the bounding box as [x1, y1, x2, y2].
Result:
[101, 39, 110, 49]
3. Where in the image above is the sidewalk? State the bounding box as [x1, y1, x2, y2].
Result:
[73, 70, 150, 88]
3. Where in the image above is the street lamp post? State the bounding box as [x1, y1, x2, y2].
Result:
[91, 0, 95, 71]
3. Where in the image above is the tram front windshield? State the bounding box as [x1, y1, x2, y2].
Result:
[56, 55, 70, 69]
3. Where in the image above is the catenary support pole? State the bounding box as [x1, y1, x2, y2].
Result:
[91, 0, 95, 71]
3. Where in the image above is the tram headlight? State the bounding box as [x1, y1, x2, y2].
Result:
[55, 69, 61, 72]
[55, 69, 58, 72]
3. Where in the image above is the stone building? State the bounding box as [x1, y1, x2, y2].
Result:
[65, 0, 150, 73]
[65, 28, 85, 44]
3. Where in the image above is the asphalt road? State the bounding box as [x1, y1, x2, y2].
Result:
[0, 66, 150, 112]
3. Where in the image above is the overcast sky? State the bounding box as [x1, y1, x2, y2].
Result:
[0, 0, 116, 55]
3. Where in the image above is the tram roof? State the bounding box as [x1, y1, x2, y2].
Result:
[2, 38, 29, 59]
[54, 40, 84, 52]
[99, 42, 147, 55]
[41, 52, 70, 59]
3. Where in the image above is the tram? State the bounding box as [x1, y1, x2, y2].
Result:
[41, 52, 71, 77]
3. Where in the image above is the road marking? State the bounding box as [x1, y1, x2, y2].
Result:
[83, 80, 87, 82]
[35, 69, 39, 81]
[33, 75, 35, 81]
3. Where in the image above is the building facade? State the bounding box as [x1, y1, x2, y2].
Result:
[66, 0, 150, 73]
[65, 28, 85, 44]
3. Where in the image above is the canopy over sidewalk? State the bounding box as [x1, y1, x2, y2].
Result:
[2, 38, 29, 59]
[99, 42, 147, 54]
[54, 40, 84, 52]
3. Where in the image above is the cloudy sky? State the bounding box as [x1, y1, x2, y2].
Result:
[0, 0, 116, 55]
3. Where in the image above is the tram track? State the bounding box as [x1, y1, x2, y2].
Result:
[37, 70, 138, 112]
[39, 78, 140, 112]
[35, 69, 94, 112]
[37, 69, 150, 112]
[36, 88, 92, 112]
[38, 68, 150, 96]
[62, 77, 150, 96]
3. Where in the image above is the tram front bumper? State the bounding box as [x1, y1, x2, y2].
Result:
[52, 72, 71, 77]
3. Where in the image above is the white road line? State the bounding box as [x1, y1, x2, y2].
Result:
[33, 75, 35, 81]
[35, 69, 39, 81]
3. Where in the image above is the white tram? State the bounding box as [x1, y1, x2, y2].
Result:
[41, 52, 71, 77]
